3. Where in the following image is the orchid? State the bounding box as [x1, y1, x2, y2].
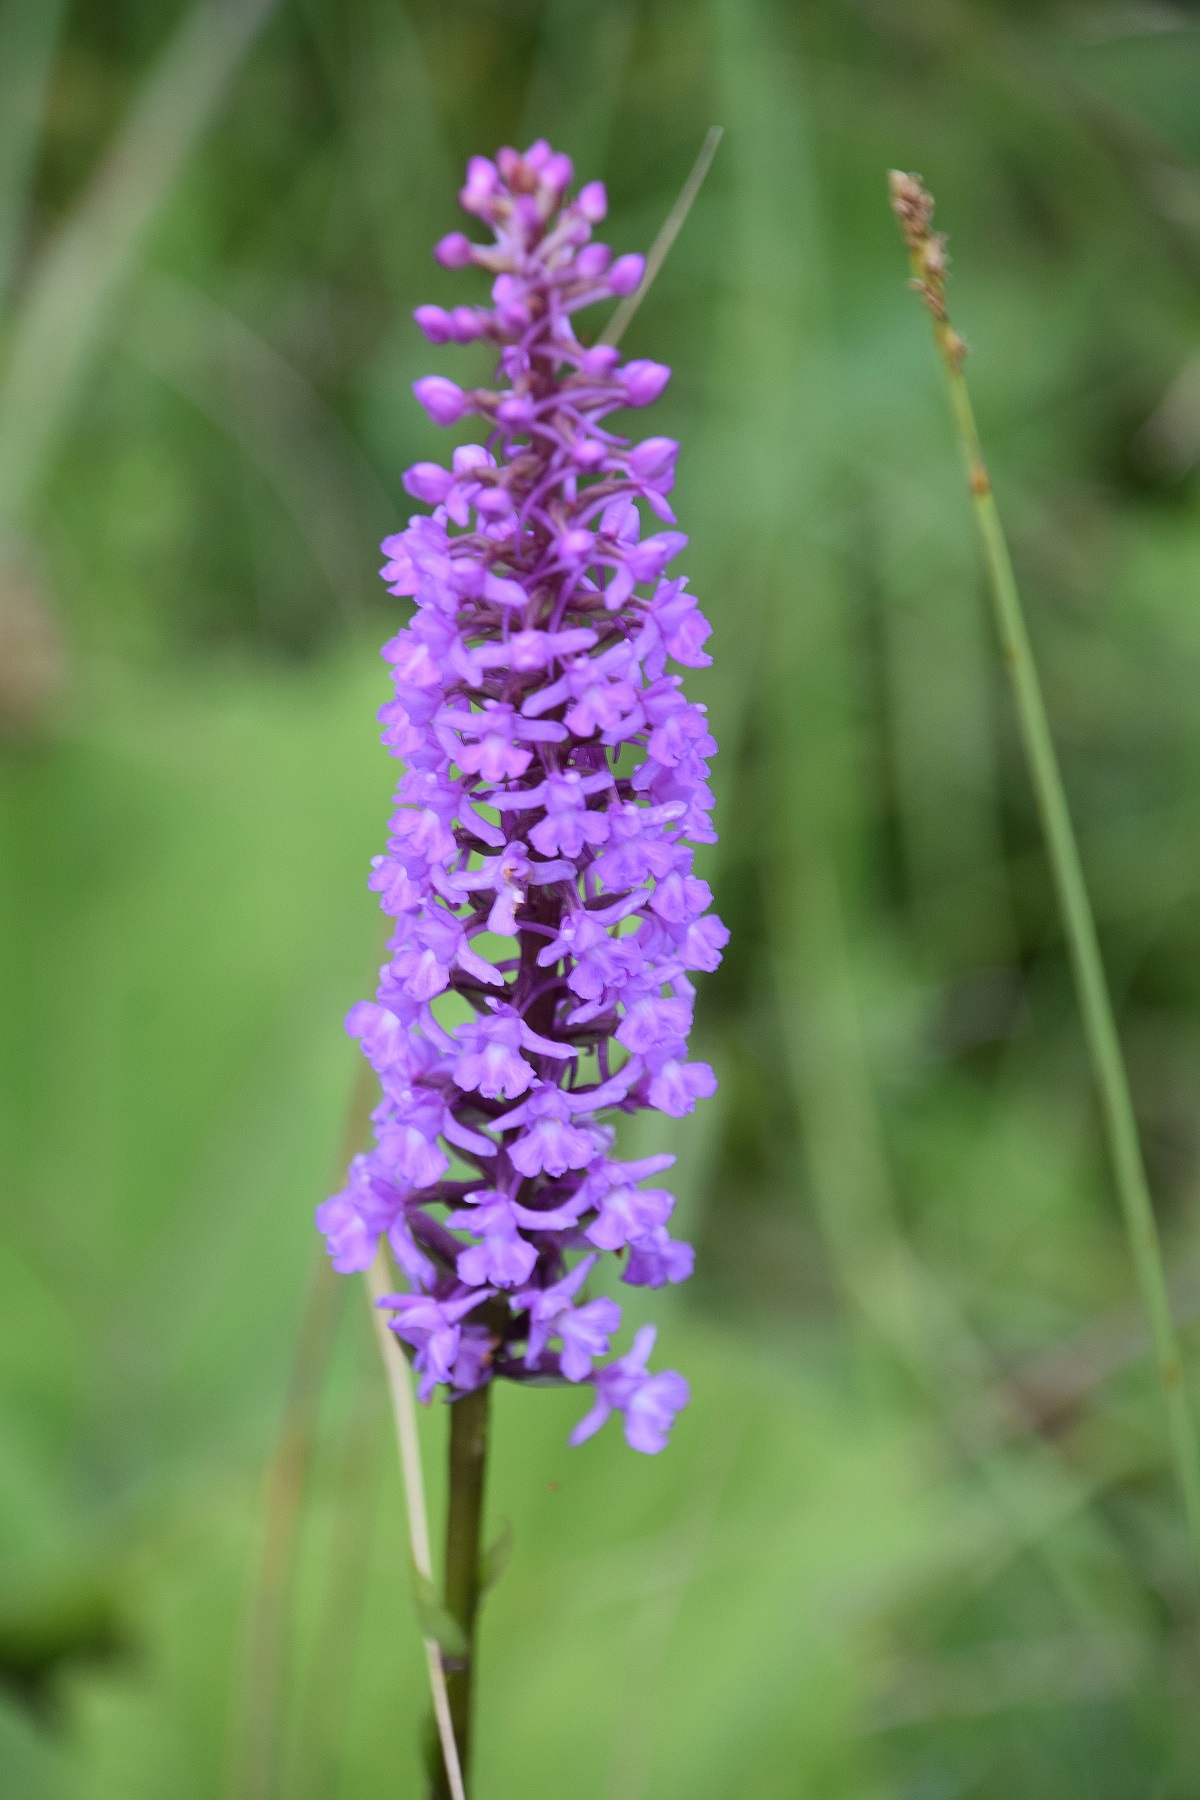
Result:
[319, 139, 724, 1487]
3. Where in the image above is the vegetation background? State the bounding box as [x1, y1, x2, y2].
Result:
[4, 0, 1200, 1794]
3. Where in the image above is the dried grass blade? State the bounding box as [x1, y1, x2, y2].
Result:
[364, 1246, 466, 1800]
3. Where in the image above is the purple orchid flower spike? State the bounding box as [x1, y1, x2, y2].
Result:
[317, 138, 726, 1457]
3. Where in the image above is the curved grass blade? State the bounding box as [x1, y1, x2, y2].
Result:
[0, 0, 282, 530]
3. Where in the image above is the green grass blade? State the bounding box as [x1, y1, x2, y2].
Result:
[0, 0, 283, 529]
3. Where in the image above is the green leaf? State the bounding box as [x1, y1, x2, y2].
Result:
[478, 1519, 514, 1594]
[409, 1566, 467, 1659]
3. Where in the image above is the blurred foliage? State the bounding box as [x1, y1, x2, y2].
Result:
[5, 0, 1200, 1795]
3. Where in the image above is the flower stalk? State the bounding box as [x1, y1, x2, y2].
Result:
[890, 169, 1200, 1563]
[438, 1384, 491, 1797]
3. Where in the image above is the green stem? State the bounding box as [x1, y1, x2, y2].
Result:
[928, 311, 1200, 1561]
[433, 1383, 491, 1798]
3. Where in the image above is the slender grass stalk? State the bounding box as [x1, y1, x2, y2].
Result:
[229, 1256, 340, 1800]
[228, 1059, 372, 1800]
[130, 272, 398, 627]
[889, 170, 1200, 1562]
[364, 1244, 467, 1800]
[0, 0, 66, 308]
[295, 1390, 380, 1800]
[598, 126, 723, 347]
[0, 0, 283, 530]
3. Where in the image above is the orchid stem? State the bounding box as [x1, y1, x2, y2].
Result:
[891, 170, 1200, 1567]
[437, 1384, 492, 1798]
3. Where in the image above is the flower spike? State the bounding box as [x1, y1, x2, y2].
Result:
[316, 140, 726, 1453]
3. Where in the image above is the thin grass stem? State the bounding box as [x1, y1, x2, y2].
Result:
[890, 170, 1200, 1564]
[598, 126, 723, 347]
[0, 0, 282, 529]
[364, 1245, 467, 1800]
[227, 1057, 374, 1800]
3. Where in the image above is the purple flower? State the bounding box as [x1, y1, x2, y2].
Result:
[517, 1257, 620, 1380]
[443, 840, 572, 936]
[385, 1288, 496, 1402]
[318, 140, 724, 1452]
[447, 1191, 539, 1289]
[510, 771, 612, 860]
[569, 1325, 690, 1453]
[624, 1225, 695, 1288]
[315, 1154, 398, 1273]
[645, 1052, 718, 1117]
[584, 1178, 675, 1252]
[451, 1005, 576, 1100]
[385, 906, 504, 1001]
[499, 1084, 606, 1177]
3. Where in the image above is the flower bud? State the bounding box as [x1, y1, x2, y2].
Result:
[629, 437, 679, 479]
[497, 395, 535, 427]
[413, 305, 453, 344]
[543, 151, 573, 193]
[607, 253, 645, 296]
[449, 305, 484, 343]
[461, 156, 501, 212]
[622, 360, 671, 406]
[402, 462, 454, 504]
[558, 528, 595, 561]
[628, 531, 687, 580]
[580, 345, 620, 379]
[492, 275, 532, 330]
[576, 180, 607, 222]
[574, 243, 612, 281]
[452, 444, 493, 475]
[413, 376, 467, 425]
[434, 232, 475, 269]
[513, 194, 541, 235]
[571, 438, 607, 469]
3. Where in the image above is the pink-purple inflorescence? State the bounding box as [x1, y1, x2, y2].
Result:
[316, 140, 726, 1454]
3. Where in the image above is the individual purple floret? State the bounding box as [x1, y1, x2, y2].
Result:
[315, 139, 725, 1454]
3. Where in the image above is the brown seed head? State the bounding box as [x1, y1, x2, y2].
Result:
[923, 232, 949, 279]
[889, 170, 962, 344]
[887, 169, 934, 253]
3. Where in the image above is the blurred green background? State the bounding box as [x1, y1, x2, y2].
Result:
[5, 0, 1200, 1794]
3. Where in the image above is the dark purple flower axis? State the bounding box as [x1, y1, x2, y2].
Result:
[316, 141, 726, 1454]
